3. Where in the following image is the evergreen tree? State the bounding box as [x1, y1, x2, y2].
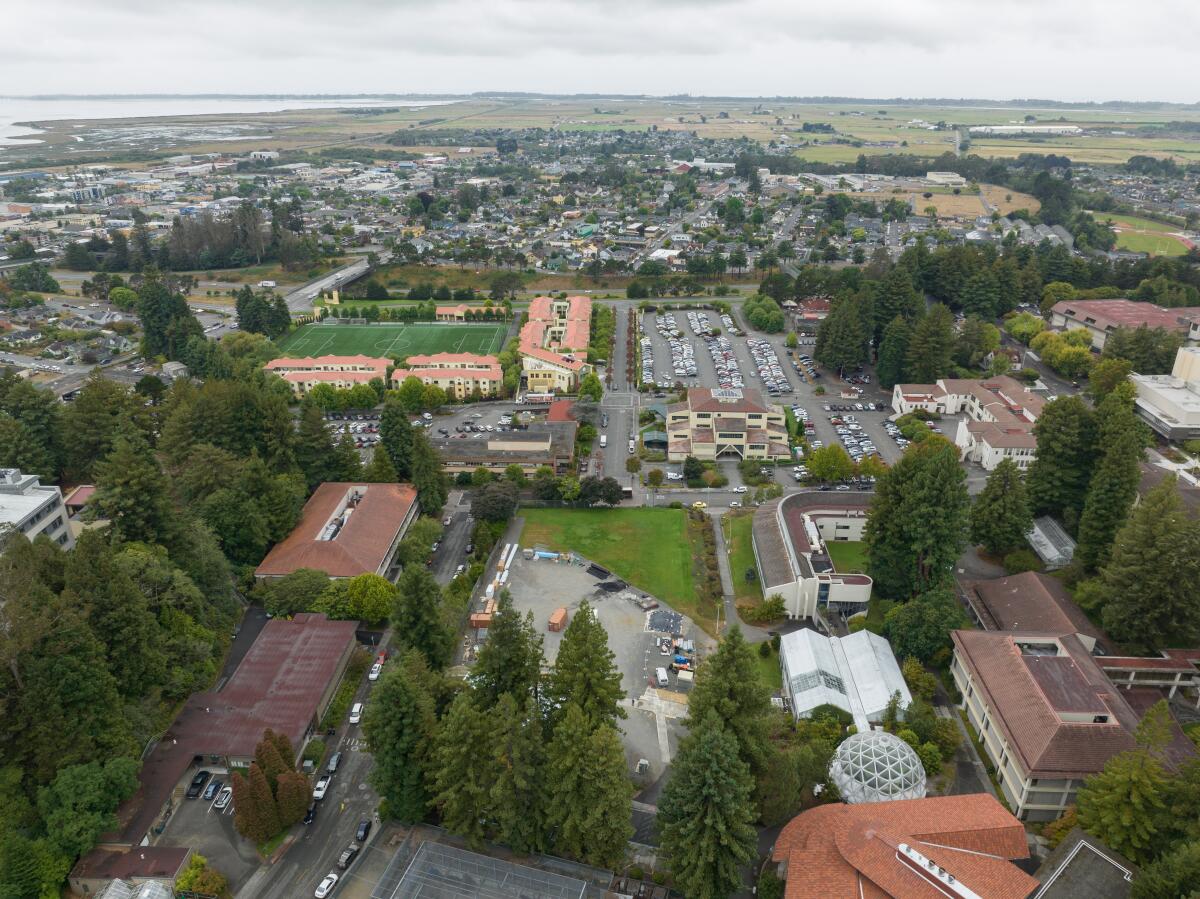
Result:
[410, 428, 448, 513]
[1026, 395, 1097, 527]
[686, 626, 771, 776]
[905, 304, 956, 382]
[547, 601, 626, 730]
[269, 729, 294, 766]
[875, 315, 912, 389]
[969, 459, 1033, 556]
[1077, 749, 1168, 864]
[545, 704, 633, 867]
[1132, 840, 1200, 899]
[865, 437, 969, 599]
[0, 374, 65, 481]
[873, 267, 921, 344]
[363, 651, 438, 823]
[92, 426, 176, 546]
[1098, 477, 1200, 649]
[61, 374, 148, 483]
[361, 445, 398, 482]
[488, 695, 549, 854]
[391, 566, 453, 670]
[293, 402, 341, 490]
[1076, 387, 1146, 572]
[0, 413, 55, 479]
[380, 399, 415, 478]
[814, 296, 868, 375]
[959, 269, 1000, 320]
[473, 592, 544, 707]
[431, 692, 494, 847]
[658, 713, 757, 899]
[274, 771, 310, 827]
[231, 771, 262, 843]
[254, 733, 288, 793]
[331, 426, 363, 481]
[245, 763, 280, 843]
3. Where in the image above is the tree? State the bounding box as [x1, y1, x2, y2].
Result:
[1097, 477, 1200, 649]
[905, 305, 957, 383]
[410, 428, 448, 514]
[361, 445, 398, 483]
[92, 427, 176, 547]
[260, 568, 331, 617]
[246, 763, 281, 843]
[472, 592, 544, 706]
[36, 758, 139, 859]
[488, 695, 549, 854]
[873, 267, 921, 342]
[545, 705, 633, 867]
[431, 693, 495, 847]
[380, 398, 415, 477]
[657, 713, 757, 899]
[687, 627, 771, 776]
[884, 586, 967, 664]
[969, 459, 1033, 556]
[1133, 840, 1200, 899]
[548, 601, 625, 729]
[61, 374, 146, 483]
[806, 444, 856, 483]
[136, 269, 202, 360]
[875, 316, 912, 389]
[1077, 749, 1168, 864]
[1076, 393, 1145, 572]
[647, 468, 665, 489]
[275, 771, 310, 827]
[472, 481, 519, 522]
[175, 854, 231, 899]
[578, 371, 603, 402]
[1025, 396, 1096, 528]
[959, 269, 1000, 320]
[625, 456, 642, 475]
[1040, 280, 1077, 317]
[391, 566, 453, 669]
[865, 437, 969, 599]
[1088, 356, 1132, 402]
[363, 651, 438, 823]
[814, 296, 868, 374]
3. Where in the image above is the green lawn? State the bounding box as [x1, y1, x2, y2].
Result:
[518, 508, 696, 608]
[1114, 230, 1189, 257]
[825, 540, 868, 574]
[726, 512, 763, 605]
[1093, 212, 1179, 233]
[752, 644, 784, 693]
[277, 322, 508, 359]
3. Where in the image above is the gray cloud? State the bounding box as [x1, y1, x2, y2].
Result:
[2, 0, 1197, 101]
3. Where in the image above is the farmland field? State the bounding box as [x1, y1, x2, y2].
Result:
[276, 322, 508, 358]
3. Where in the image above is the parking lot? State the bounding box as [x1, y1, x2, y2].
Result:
[499, 549, 713, 784]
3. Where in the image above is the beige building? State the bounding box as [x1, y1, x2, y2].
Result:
[519, 295, 591, 393]
[392, 352, 502, 399]
[1049, 298, 1200, 351]
[1132, 346, 1200, 440]
[0, 468, 73, 549]
[264, 354, 389, 396]
[666, 387, 789, 462]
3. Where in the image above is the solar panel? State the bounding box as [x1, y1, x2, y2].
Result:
[710, 388, 743, 401]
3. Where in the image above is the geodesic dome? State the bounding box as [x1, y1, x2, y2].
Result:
[828, 730, 927, 804]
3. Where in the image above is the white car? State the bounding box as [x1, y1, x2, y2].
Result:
[730, 500, 741, 508]
[214, 786, 232, 810]
[349, 702, 363, 724]
[313, 775, 332, 801]
[368, 662, 382, 682]
[732, 486, 748, 494]
[315, 873, 339, 898]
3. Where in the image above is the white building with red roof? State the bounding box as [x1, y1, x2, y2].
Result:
[1050, 298, 1200, 351]
[264, 354, 389, 396]
[665, 387, 790, 462]
[391, 351, 502, 399]
[518, 295, 591, 393]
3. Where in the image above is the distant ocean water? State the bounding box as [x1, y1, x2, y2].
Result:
[0, 96, 458, 146]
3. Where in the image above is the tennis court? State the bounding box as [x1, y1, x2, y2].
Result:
[277, 322, 508, 358]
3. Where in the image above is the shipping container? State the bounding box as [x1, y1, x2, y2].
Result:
[548, 607, 569, 632]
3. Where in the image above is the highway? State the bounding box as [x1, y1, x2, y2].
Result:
[281, 254, 382, 314]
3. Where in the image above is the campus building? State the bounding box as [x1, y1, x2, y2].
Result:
[429, 421, 578, 477]
[1049, 298, 1200, 351]
[665, 387, 790, 462]
[264, 354, 389, 396]
[391, 352, 502, 399]
[518, 295, 591, 393]
[434, 304, 491, 321]
[892, 375, 1044, 471]
[0, 468, 73, 549]
[751, 492, 873, 622]
[1131, 346, 1200, 440]
[255, 481, 418, 580]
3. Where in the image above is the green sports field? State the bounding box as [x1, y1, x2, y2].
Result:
[276, 322, 508, 359]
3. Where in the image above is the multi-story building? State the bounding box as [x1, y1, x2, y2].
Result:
[665, 387, 790, 462]
[0, 468, 73, 549]
[519, 295, 591, 393]
[1049, 298, 1200, 351]
[264, 354, 389, 396]
[892, 376, 1044, 471]
[1131, 346, 1200, 440]
[391, 352, 502, 399]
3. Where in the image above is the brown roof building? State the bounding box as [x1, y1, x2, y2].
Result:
[255, 481, 418, 579]
[69, 846, 192, 897]
[771, 794, 1038, 898]
[1049, 299, 1200, 351]
[964, 572, 1109, 653]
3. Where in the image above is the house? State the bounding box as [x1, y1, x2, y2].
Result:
[951, 629, 1196, 820]
[1130, 345, 1200, 440]
[751, 492, 873, 621]
[665, 387, 790, 462]
[1049, 299, 1200, 351]
[69, 846, 192, 897]
[892, 376, 1044, 471]
[518, 295, 591, 393]
[770, 794, 1038, 898]
[0, 468, 73, 549]
[780, 629, 910, 731]
[392, 352, 502, 399]
[255, 482, 418, 579]
[264, 354, 390, 396]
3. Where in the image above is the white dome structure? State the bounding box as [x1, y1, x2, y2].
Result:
[829, 731, 927, 804]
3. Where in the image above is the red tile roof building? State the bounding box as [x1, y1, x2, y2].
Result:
[255, 482, 418, 579]
[264, 354, 389, 395]
[771, 794, 1038, 898]
[1050, 299, 1200, 351]
[665, 387, 790, 462]
[391, 352, 502, 399]
[435, 303, 491, 321]
[519, 295, 591, 392]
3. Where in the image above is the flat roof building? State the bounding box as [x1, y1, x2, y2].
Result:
[429, 421, 578, 476]
[255, 481, 418, 579]
[1131, 346, 1200, 440]
[0, 467, 73, 549]
[780, 629, 910, 731]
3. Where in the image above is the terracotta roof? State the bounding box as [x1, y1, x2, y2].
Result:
[686, 386, 775, 414]
[255, 482, 417, 578]
[401, 352, 500, 367]
[772, 795, 1036, 899]
[966, 572, 1108, 648]
[1052, 299, 1200, 333]
[519, 295, 591, 361]
[266, 354, 388, 372]
[399, 365, 502, 382]
[277, 369, 381, 385]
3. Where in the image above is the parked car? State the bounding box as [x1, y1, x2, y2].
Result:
[368, 662, 382, 682]
[337, 843, 361, 870]
[313, 775, 332, 800]
[327, 752, 343, 774]
[203, 779, 223, 802]
[214, 786, 232, 810]
[356, 820, 372, 841]
[315, 873, 338, 898]
[185, 770, 211, 799]
[349, 702, 363, 724]
[303, 802, 316, 824]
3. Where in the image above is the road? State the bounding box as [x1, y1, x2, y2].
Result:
[282, 254, 383, 314]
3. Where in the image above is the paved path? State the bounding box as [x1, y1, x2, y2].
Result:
[708, 510, 772, 643]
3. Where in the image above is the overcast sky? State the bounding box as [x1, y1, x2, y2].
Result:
[5, 0, 1198, 103]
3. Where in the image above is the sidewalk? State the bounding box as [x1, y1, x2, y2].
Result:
[708, 510, 771, 643]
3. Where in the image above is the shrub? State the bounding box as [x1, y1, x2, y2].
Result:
[1041, 807, 1078, 849]
[758, 641, 772, 658]
[628, 866, 644, 880]
[1002, 548, 1042, 574]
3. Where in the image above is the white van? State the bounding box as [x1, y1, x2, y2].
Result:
[628, 439, 636, 454]
[655, 667, 669, 688]
[349, 702, 363, 724]
[599, 435, 607, 448]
